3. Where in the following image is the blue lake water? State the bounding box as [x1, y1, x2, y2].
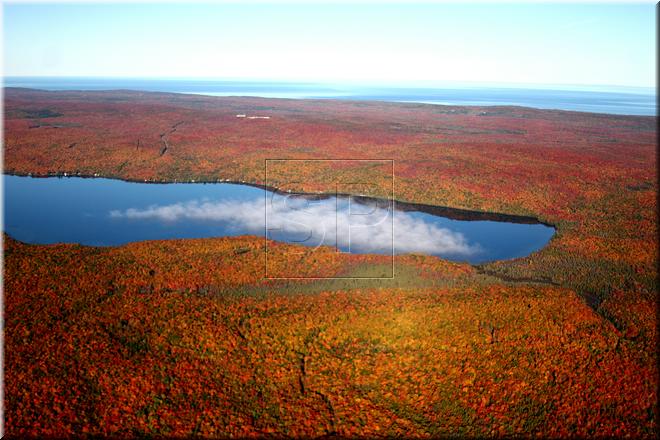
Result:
[3, 175, 554, 264]
[3, 77, 655, 116]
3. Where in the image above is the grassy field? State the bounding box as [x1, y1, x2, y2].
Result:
[3, 89, 657, 437]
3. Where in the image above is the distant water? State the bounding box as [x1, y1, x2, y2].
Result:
[4, 77, 655, 116]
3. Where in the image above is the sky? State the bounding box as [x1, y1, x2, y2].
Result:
[2, 2, 656, 87]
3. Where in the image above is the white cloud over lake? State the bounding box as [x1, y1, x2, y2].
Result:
[109, 196, 479, 257]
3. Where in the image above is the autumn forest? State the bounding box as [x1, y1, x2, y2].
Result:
[3, 86, 657, 437]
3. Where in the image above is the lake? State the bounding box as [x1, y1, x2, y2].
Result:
[3, 175, 554, 264]
[4, 77, 655, 116]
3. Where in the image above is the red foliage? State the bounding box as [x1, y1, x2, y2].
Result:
[3, 89, 657, 437]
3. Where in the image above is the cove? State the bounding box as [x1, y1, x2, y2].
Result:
[3, 175, 554, 264]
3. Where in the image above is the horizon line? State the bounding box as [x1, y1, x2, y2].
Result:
[2, 76, 655, 92]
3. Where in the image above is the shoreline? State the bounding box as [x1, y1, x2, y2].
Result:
[4, 85, 656, 118]
[3, 171, 555, 228]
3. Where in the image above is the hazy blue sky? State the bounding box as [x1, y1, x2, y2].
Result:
[3, 2, 656, 87]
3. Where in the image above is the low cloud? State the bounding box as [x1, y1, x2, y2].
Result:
[110, 196, 480, 257]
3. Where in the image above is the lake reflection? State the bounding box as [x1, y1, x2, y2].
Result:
[3, 175, 555, 263]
